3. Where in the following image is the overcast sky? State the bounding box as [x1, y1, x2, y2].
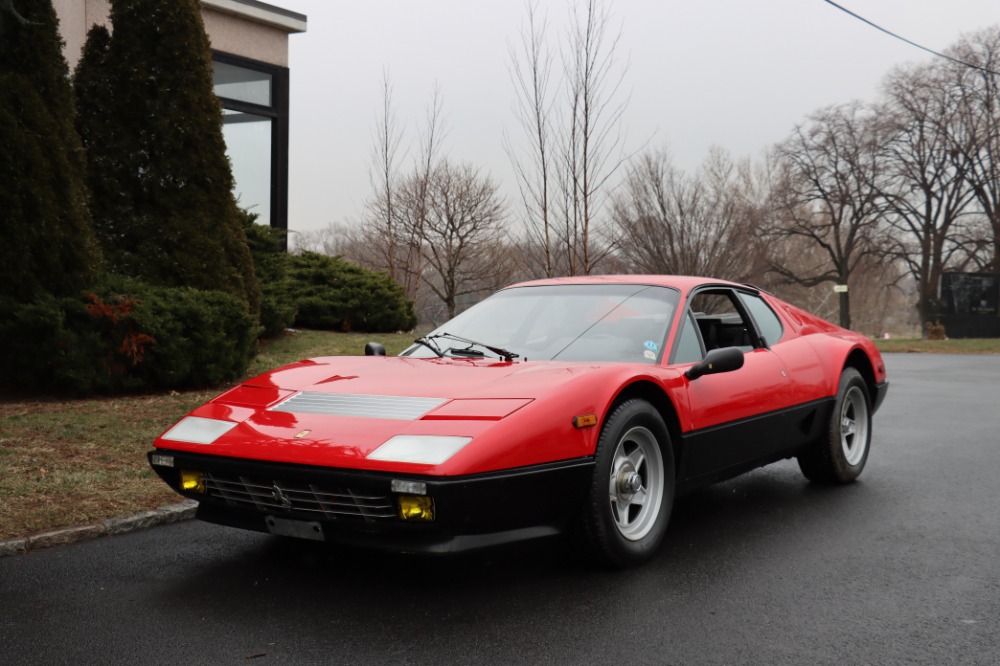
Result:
[267, 0, 1000, 238]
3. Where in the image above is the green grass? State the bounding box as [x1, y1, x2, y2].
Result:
[246, 329, 413, 377]
[873, 337, 1000, 354]
[0, 391, 215, 538]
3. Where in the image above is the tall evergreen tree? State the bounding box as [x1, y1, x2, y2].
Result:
[0, 0, 100, 302]
[73, 24, 119, 247]
[74, 0, 260, 314]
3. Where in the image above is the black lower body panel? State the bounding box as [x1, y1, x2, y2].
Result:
[149, 450, 594, 554]
[676, 398, 835, 493]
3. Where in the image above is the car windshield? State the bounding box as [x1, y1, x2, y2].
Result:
[402, 284, 680, 363]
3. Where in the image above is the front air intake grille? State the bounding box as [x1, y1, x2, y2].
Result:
[204, 472, 396, 522]
[269, 392, 446, 420]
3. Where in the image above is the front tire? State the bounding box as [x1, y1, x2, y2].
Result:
[798, 367, 872, 483]
[578, 399, 675, 568]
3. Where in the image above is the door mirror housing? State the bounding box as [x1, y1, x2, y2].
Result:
[364, 342, 387, 356]
[685, 346, 745, 380]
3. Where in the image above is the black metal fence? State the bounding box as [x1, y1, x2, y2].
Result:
[938, 272, 1000, 338]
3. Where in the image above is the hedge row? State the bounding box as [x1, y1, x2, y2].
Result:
[286, 252, 417, 333]
[0, 280, 257, 395]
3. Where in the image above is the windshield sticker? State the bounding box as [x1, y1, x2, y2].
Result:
[644, 340, 659, 352]
[644, 349, 657, 360]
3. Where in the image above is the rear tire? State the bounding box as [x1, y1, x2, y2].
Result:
[578, 399, 675, 567]
[798, 367, 871, 483]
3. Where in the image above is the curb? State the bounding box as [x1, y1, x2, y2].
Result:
[0, 500, 198, 558]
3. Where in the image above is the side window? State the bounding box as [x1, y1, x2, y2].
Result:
[738, 292, 784, 346]
[687, 290, 754, 353]
[671, 312, 704, 364]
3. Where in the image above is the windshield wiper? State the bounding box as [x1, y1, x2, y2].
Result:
[428, 332, 520, 362]
[412, 336, 445, 357]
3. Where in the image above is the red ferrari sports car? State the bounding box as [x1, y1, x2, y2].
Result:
[149, 276, 888, 567]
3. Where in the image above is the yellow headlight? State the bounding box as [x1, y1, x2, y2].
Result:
[397, 495, 434, 521]
[180, 470, 206, 494]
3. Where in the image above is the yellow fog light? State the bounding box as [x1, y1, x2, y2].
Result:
[397, 495, 434, 521]
[180, 470, 206, 494]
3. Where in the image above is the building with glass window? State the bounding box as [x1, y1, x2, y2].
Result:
[53, 0, 306, 235]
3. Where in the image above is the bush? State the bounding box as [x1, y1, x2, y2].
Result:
[0, 280, 259, 395]
[125, 282, 259, 389]
[925, 320, 947, 341]
[242, 210, 296, 338]
[286, 252, 417, 333]
[0, 294, 107, 395]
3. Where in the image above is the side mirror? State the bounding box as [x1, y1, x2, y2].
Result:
[364, 342, 387, 356]
[685, 346, 744, 380]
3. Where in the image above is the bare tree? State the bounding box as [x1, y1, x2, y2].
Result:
[558, 0, 630, 275]
[359, 70, 408, 283]
[507, 0, 630, 277]
[945, 27, 1000, 271]
[396, 83, 447, 299]
[399, 160, 509, 319]
[611, 147, 765, 281]
[504, 1, 555, 278]
[878, 62, 979, 329]
[291, 222, 366, 258]
[771, 102, 888, 329]
[358, 75, 447, 301]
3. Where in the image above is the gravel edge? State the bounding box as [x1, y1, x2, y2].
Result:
[0, 500, 197, 557]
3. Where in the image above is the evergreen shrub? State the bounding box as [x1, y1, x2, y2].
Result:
[0, 294, 106, 395]
[286, 253, 417, 333]
[126, 282, 259, 389]
[0, 0, 101, 303]
[242, 211, 296, 338]
[0, 280, 258, 395]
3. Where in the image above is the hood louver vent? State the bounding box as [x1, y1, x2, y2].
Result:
[269, 393, 447, 420]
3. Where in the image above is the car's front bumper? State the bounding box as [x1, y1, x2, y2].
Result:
[148, 449, 594, 554]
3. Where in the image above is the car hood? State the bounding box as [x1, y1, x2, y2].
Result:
[245, 355, 602, 400]
[156, 356, 652, 474]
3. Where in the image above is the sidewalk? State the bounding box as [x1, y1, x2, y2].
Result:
[0, 500, 197, 557]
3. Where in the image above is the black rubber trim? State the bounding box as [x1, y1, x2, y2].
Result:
[872, 380, 889, 413]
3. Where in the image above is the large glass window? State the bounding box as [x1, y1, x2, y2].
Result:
[214, 61, 272, 106]
[222, 109, 272, 223]
[212, 53, 288, 236]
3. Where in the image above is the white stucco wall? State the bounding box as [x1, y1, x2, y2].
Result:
[52, 0, 110, 68]
[202, 6, 290, 66]
[52, 0, 304, 68]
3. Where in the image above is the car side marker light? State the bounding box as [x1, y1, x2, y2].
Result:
[573, 414, 598, 428]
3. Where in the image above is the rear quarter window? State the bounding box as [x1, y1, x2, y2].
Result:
[738, 292, 784, 346]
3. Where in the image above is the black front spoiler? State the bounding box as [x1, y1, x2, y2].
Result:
[149, 450, 594, 554]
[195, 501, 564, 554]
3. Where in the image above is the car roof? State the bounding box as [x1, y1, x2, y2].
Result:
[507, 275, 752, 294]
